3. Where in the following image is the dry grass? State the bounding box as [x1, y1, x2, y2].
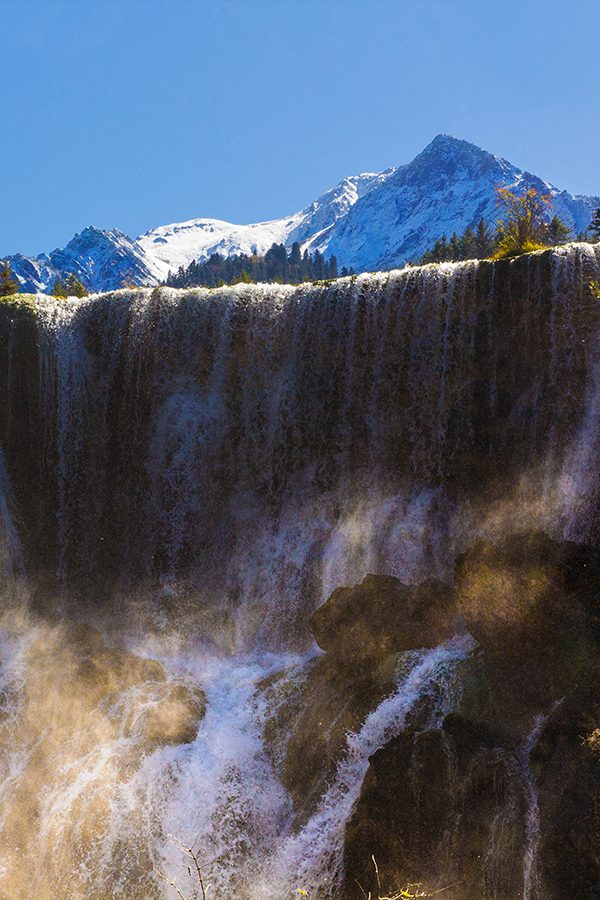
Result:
[355, 857, 460, 900]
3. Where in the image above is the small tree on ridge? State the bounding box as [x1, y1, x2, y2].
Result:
[64, 272, 88, 297]
[493, 186, 551, 259]
[0, 261, 19, 297]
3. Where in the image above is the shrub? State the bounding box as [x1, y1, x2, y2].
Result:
[492, 186, 551, 259]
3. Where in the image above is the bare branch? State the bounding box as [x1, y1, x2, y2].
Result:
[355, 877, 371, 900]
[372, 855, 382, 895]
[153, 866, 189, 900]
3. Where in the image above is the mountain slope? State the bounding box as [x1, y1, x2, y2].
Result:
[137, 170, 394, 281]
[316, 135, 599, 270]
[6, 226, 157, 294]
[3, 136, 599, 292]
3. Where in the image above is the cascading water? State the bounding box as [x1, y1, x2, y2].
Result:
[0, 445, 22, 592]
[0, 244, 599, 897]
[520, 701, 564, 900]
[520, 713, 548, 900]
[256, 635, 474, 899]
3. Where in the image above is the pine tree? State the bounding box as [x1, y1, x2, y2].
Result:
[51, 278, 68, 299]
[545, 215, 571, 246]
[64, 272, 88, 297]
[590, 207, 600, 242]
[458, 227, 476, 260]
[289, 242, 302, 266]
[447, 233, 461, 260]
[0, 261, 19, 297]
[474, 218, 495, 257]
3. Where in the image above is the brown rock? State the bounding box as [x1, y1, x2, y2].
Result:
[455, 530, 600, 655]
[310, 574, 457, 660]
[343, 719, 522, 900]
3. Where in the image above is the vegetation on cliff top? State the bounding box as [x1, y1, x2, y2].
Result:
[51, 272, 89, 298]
[421, 187, 599, 264]
[164, 241, 341, 289]
[0, 292, 38, 314]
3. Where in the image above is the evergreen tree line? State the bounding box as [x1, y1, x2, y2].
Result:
[421, 204, 600, 264]
[164, 241, 343, 289]
[50, 273, 89, 298]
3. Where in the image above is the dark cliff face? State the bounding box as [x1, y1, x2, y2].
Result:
[1, 244, 600, 640]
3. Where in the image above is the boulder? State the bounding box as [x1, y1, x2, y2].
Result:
[343, 717, 522, 900]
[310, 574, 457, 660]
[266, 573, 457, 824]
[455, 530, 600, 655]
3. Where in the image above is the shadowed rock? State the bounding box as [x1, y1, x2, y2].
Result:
[310, 574, 457, 660]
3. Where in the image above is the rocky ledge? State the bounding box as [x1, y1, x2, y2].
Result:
[264, 530, 600, 898]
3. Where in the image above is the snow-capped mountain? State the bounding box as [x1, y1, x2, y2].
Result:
[136, 170, 394, 281]
[4, 136, 599, 293]
[6, 226, 156, 294]
[318, 134, 599, 270]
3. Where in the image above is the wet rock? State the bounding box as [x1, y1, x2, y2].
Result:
[343, 720, 523, 900]
[309, 574, 457, 660]
[456, 530, 600, 655]
[455, 531, 600, 732]
[268, 574, 458, 823]
[532, 688, 600, 899]
[275, 651, 399, 821]
[141, 682, 205, 746]
[342, 533, 600, 900]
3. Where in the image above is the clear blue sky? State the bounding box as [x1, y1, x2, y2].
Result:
[1, 0, 599, 257]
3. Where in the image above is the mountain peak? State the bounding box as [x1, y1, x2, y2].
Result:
[423, 133, 488, 158]
[430, 132, 461, 145]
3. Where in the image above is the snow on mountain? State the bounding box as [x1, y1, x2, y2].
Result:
[4, 253, 59, 294]
[49, 226, 156, 291]
[3, 136, 598, 292]
[137, 170, 393, 280]
[137, 217, 293, 282]
[7, 226, 157, 294]
[317, 135, 600, 270]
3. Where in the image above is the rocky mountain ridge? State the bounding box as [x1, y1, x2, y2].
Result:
[3, 135, 598, 292]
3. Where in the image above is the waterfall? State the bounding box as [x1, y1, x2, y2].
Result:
[257, 635, 474, 899]
[0, 445, 23, 592]
[520, 701, 563, 900]
[0, 244, 599, 897]
[0, 244, 597, 639]
[520, 713, 547, 900]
